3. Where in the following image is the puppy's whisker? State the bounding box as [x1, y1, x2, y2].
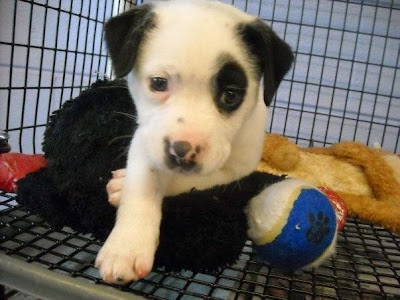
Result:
[108, 135, 133, 145]
[234, 179, 242, 191]
[112, 111, 138, 121]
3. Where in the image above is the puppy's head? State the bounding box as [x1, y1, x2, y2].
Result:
[105, 0, 293, 175]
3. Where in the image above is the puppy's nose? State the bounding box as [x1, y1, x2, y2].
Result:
[172, 141, 192, 158]
[164, 138, 200, 171]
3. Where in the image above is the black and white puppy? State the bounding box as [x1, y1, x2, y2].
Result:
[96, 0, 293, 284]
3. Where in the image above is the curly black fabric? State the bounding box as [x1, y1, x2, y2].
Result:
[17, 79, 284, 272]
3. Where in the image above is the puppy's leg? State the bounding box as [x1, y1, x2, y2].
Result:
[106, 169, 126, 207]
[96, 130, 169, 284]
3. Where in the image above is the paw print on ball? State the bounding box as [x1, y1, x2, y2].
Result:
[306, 211, 331, 245]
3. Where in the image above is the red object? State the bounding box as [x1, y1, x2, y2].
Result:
[0, 153, 47, 193]
[318, 187, 348, 231]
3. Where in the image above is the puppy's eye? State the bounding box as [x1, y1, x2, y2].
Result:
[220, 88, 244, 107]
[150, 77, 168, 92]
[223, 90, 240, 105]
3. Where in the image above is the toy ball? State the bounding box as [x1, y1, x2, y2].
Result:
[250, 184, 337, 270]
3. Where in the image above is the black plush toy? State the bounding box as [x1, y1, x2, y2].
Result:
[17, 79, 283, 272]
[17, 79, 339, 273]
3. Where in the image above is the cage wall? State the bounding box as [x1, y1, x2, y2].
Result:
[272, 1, 399, 151]
[1, 0, 399, 154]
[0, 0, 137, 154]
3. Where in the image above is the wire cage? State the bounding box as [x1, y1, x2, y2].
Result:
[1, 0, 399, 299]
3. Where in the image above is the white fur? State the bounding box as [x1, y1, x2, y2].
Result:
[96, 0, 267, 284]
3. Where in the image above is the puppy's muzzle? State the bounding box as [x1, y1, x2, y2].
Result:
[164, 138, 201, 172]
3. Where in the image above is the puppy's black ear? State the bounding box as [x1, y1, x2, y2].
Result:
[238, 20, 294, 106]
[104, 5, 155, 78]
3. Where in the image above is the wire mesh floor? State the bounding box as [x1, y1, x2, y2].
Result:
[1, 190, 399, 299]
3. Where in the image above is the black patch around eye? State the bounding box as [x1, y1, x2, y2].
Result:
[212, 61, 248, 114]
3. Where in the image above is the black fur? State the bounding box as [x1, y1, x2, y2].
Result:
[237, 20, 294, 106]
[17, 79, 285, 272]
[213, 59, 248, 114]
[104, 4, 156, 78]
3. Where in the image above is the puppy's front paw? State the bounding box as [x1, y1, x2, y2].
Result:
[95, 225, 157, 284]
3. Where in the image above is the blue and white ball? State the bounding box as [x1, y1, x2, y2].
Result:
[246, 179, 337, 270]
